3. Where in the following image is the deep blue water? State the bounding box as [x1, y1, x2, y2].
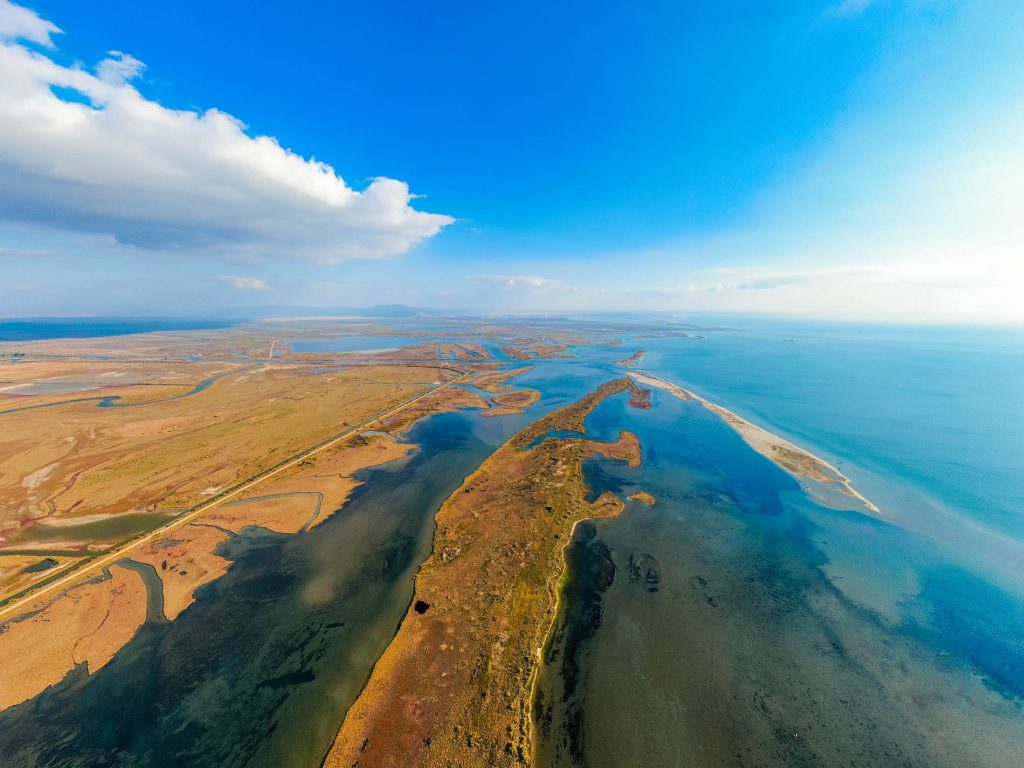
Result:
[0, 318, 235, 342]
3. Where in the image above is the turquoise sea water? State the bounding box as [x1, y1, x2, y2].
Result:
[535, 320, 1024, 767]
[638, 322, 1024, 592]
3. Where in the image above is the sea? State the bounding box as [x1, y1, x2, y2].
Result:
[0, 317, 234, 343]
[535, 318, 1024, 767]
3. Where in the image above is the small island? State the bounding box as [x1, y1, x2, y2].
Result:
[615, 349, 647, 367]
[628, 490, 656, 505]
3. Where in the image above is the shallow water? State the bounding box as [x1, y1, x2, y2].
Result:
[535, 383, 1024, 767]
[288, 335, 418, 353]
[638, 323, 1024, 592]
[4, 511, 177, 547]
[0, 369, 235, 416]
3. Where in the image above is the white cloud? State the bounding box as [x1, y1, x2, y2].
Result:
[604, 248, 1024, 324]
[0, 0, 59, 46]
[469, 274, 563, 290]
[95, 50, 145, 85]
[219, 275, 270, 290]
[0, 1, 452, 263]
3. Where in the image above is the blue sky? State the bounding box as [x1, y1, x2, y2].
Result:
[1, 0, 1022, 322]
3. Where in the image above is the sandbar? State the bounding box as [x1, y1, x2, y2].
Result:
[630, 372, 880, 514]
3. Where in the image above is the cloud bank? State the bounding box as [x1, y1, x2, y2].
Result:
[0, 1, 452, 263]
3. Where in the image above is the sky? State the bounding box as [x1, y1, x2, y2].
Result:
[1, 0, 1022, 323]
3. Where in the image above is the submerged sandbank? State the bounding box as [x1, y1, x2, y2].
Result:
[630, 372, 880, 515]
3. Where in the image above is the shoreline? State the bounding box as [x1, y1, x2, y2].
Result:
[630, 371, 881, 515]
[527, 505, 624, 765]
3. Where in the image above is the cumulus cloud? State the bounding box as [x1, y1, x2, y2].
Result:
[0, 1, 452, 262]
[0, 0, 58, 45]
[469, 274, 563, 290]
[219, 275, 270, 290]
[95, 50, 145, 85]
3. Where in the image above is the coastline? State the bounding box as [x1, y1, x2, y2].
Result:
[630, 371, 881, 515]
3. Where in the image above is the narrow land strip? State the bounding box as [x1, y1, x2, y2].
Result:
[324, 378, 635, 768]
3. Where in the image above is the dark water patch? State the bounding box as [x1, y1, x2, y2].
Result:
[534, 521, 616, 767]
[151, 538, 183, 550]
[581, 460, 624, 504]
[258, 669, 316, 690]
[628, 553, 661, 593]
[20, 557, 59, 574]
[116, 559, 167, 623]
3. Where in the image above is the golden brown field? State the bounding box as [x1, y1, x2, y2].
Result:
[0, 344, 493, 711]
[0, 361, 451, 561]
